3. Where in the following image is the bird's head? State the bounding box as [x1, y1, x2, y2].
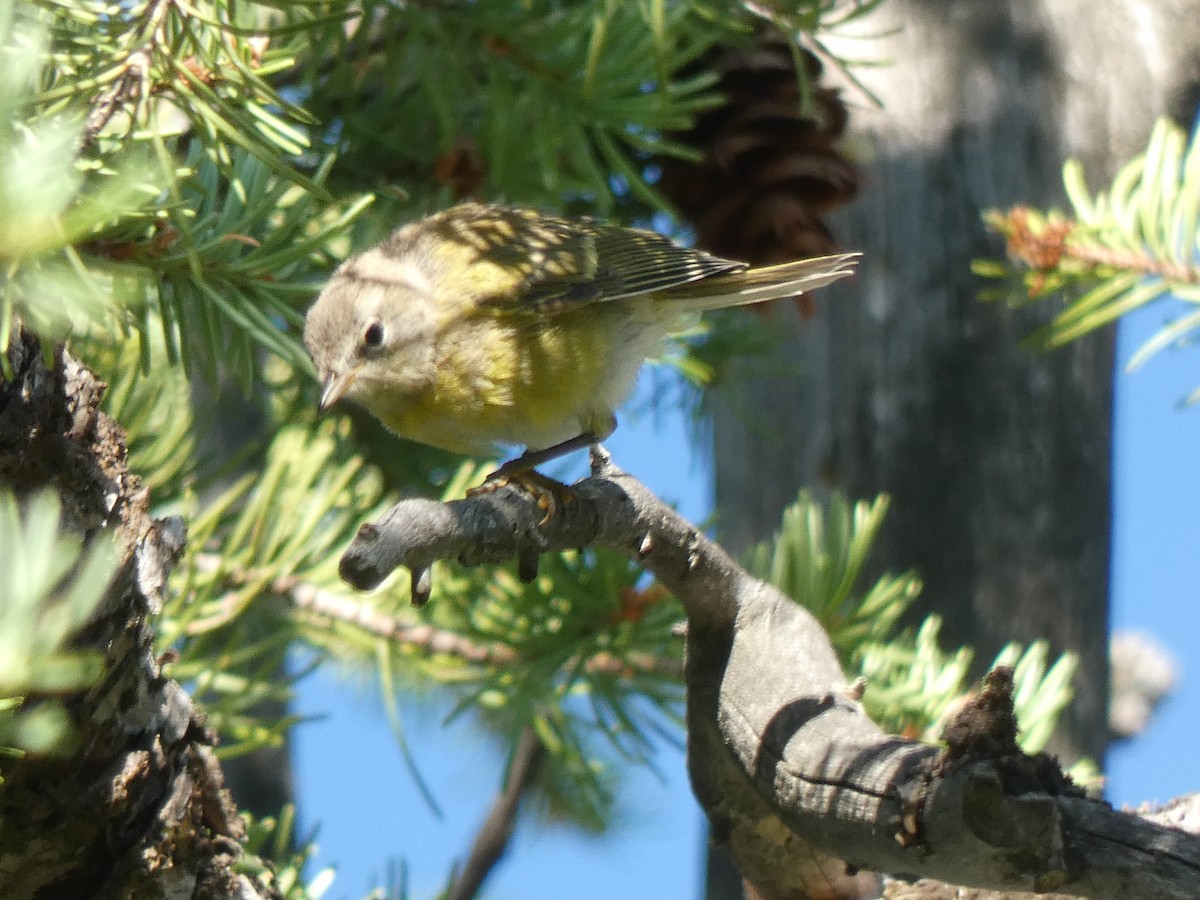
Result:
[303, 247, 439, 414]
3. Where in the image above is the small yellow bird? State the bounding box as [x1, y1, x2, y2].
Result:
[304, 202, 857, 480]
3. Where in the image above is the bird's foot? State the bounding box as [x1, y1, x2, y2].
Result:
[467, 468, 576, 524]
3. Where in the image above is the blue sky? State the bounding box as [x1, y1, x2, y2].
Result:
[293, 302, 1200, 898]
[1107, 301, 1200, 807]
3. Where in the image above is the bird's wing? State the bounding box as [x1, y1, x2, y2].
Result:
[573, 221, 747, 303]
[437, 205, 746, 311]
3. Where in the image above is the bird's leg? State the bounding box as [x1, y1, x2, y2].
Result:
[492, 431, 601, 480]
[467, 431, 601, 520]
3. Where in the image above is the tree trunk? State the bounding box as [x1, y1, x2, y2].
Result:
[0, 332, 249, 900]
[710, 3, 1200, 894]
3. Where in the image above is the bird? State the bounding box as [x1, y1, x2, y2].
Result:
[304, 201, 858, 485]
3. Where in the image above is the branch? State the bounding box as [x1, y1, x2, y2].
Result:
[187, 553, 682, 681]
[340, 449, 1200, 900]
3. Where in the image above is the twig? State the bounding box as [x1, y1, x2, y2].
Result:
[446, 726, 546, 900]
[188, 553, 683, 682]
[80, 0, 173, 149]
[989, 207, 1200, 285]
[1066, 241, 1200, 284]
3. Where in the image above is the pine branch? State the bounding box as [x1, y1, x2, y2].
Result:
[76, 0, 170, 148]
[336, 448, 1200, 900]
[978, 118, 1200, 380]
[986, 206, 1200, 288]
[1067, 241, 1200, 284]
[21, 2, 367, 387]
[190, 552, 683, 682]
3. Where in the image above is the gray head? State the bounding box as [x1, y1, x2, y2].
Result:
[303, 245, 439, 412]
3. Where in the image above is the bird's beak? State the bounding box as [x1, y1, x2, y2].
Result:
[319, 369, 357, 412]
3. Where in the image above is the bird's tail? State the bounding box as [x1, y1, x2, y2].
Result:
[658, 252, 860, 312]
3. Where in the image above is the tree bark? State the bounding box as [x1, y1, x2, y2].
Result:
[0, 332, 258, 900]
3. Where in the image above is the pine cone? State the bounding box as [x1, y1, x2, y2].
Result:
[659, 35, 860, 266]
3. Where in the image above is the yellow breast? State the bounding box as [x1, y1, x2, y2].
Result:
[366, 304, 652, 456]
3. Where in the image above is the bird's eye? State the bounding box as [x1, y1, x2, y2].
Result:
[362, 321, 385, 349]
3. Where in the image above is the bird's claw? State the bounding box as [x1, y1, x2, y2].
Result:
[467, 469, 575, 525]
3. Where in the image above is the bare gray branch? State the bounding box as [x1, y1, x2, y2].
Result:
[341, 453, 1200, 900]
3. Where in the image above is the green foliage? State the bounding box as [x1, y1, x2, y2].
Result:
[34, 0, 348, 176]
[297, 0, 882, 223]
[160, 420, 392, 759]
[0, 4, 157, 360]
[426, 545, 685, 829]
[125, 147, 371, 388]
[303, 1, 723, 215]
[0, 490, 119, 759]
[748, 491, 1079, 752]
[978, 117, 1200, 398]
[856, 616, 971, 739]
[993, 639, 1077, 753]
[745, 491, 922, 655]
[15, 0, 369, 388]
[858, 619, 1076, 753]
